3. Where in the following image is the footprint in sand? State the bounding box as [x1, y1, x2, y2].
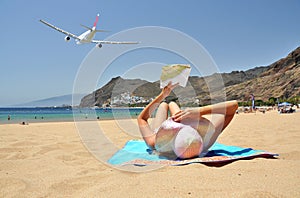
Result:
[280, 151, 300, 160]
[0, 178, 28, 196]
[0, 147, 29, 160]
[33, 144, 60, 156]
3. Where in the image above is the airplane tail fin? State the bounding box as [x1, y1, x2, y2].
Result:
[91, 13, 110, 32]
[93, 14, 99, 28]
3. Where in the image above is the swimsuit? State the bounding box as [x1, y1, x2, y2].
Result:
[154, 118, 215, 157]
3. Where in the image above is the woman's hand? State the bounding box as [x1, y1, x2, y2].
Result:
[172, 108, 200, 122]
[161, 82, 179, 98]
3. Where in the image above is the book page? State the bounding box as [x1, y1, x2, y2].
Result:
[160, 64, 191, 88]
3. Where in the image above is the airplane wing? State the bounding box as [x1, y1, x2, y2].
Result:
[39, 19, 79, 40]
[91, 40, 139, 44]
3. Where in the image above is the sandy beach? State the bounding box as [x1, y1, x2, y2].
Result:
[0, 110, 299, 197]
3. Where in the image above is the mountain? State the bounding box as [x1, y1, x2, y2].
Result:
[225, 47, 300, 101]
[14, 94, 86, 107]
[79, 77, 149, 107]
[80, 47, 300, 107]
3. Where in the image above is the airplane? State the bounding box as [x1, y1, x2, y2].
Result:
[39, 14, 139, 48]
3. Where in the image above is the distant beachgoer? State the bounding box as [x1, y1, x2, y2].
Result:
[7, 115, 11, 121]
[137, 82, 238, 159]
[20, 121, 28, 125]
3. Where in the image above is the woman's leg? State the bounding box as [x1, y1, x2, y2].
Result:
[168, 101, 181, 116]
[201, 103, 237, 151]
[150, 102, 169, 131]
[200, 114, 224, 151]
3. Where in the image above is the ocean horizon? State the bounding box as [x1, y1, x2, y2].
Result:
[0, 107, 144, 124]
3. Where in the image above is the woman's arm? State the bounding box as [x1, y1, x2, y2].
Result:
[172, 100, 238, 122]
[172, 100, 238, 134]
[137, 82, 178, 148]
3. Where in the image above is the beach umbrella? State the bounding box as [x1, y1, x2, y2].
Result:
[279, 102, 291, 107]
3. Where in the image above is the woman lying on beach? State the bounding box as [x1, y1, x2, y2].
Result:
[137, 82, 238, 159]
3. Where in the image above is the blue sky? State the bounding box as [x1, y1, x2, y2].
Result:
[0, 0, 299, 106]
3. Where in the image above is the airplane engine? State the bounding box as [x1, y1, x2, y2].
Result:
[64, 36, 71, 42]
[97, 43, 102, 48]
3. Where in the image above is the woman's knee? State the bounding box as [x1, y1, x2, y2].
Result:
[169, 101, 181, 115]
[155, 102, 169, 117]
[158, 102, 169, 110]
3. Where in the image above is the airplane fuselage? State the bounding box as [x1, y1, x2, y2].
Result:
[77, 28, 97, 44]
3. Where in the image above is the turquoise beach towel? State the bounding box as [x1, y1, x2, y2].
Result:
[108, 140, 278, 166]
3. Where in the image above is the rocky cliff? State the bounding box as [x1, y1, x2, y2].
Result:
[225, 47, 300, 101]
[80, 47, 300, 107]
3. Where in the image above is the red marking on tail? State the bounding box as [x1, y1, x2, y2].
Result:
[93, 14, 99, 27]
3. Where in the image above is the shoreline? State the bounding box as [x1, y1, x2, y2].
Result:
[0, 107, 143, 125]
[1, 108, 298, 125]
[0, 117, 139, 125]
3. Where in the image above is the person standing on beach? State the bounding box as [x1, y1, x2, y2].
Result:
[137, 82, 238, 159]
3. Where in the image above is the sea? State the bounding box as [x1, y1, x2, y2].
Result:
[0, 107, 144, 124]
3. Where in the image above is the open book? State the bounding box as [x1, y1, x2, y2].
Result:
[160, 64, 191, 88]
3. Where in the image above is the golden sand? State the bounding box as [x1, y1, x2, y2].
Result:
[0, 111, 299, 197]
